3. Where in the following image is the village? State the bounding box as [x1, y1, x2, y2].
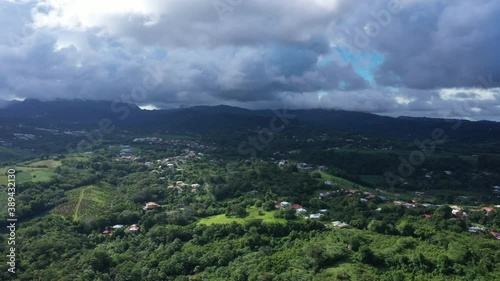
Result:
[97, 143, 500, 241]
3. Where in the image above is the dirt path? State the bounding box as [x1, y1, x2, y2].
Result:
[73, 186, 89, 221]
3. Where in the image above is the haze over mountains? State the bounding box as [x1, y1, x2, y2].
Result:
[1, 99, 499, 143]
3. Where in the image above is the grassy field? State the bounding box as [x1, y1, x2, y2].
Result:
[52, 183, 115, 221]
[26, 159, 62, 168]
[0, 159, 61, 185]
[316, 171, 411, 200]
[319, 171, 363, 188]
[198, 206, 286, 225]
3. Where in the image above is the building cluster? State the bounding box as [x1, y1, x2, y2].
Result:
[275, 201, 307, 214]
[393, 200, 439, 209]
[133, 137, 163, 143]
[168, 182, 202, 193]
[102, 223, 141, 235]
[132, 138, 218, 151]
[13, 133, 37, 140]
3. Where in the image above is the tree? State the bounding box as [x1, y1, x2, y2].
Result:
[433, 206, 452, 221]
[396, 220, 415, 236]
[367, 220, 385, 234]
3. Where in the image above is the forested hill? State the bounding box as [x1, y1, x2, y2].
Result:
[1, 99, 500, 142]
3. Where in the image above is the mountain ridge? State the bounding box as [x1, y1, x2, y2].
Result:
[1, 99, 499, 142]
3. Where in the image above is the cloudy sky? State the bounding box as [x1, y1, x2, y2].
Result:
[1, 0, 499, 120]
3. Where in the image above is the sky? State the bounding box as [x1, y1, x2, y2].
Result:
[0, 0, 499, 120]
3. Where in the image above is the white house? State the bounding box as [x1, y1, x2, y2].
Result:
[309, 213, 321, 219]
[280, 201, 291, 208]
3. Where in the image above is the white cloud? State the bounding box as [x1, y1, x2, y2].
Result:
[439, 88, 499, 101]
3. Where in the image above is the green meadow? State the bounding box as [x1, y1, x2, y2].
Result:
[198, 206, 286, 225]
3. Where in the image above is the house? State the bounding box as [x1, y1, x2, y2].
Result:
[452, 208, 467, 218]
[422, 214, 432, 219]
[309, 213, 321, 219]
[324, 180, 333, 185]
[280, 201, 291, 208]
[112, 225, 124, 229]
[296, 208, 307, 213]
[468, 226, 483, 233]
[176, 181, 188, 187]
[394, 201, 414, 208]
[291, 204, 303, 210]
[319, 192, 334, 199]
[191, 184, 201, 188]
[491, 232, 500, 240]
[482, 207, 495, 213]
[332, 221, 351, 228]
[143, 202, 160, 210]
[278, 160, 289, 167]
[128, 224, 140, 233]
[102, 230, 112, 235]
[319, 209, 328, 213]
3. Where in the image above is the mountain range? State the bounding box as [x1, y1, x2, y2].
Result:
[1, 99, 499, 142]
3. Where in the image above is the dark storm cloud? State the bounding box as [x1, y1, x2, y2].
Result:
[368, 0, 500, 89]
[0, 0, 499, 120]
